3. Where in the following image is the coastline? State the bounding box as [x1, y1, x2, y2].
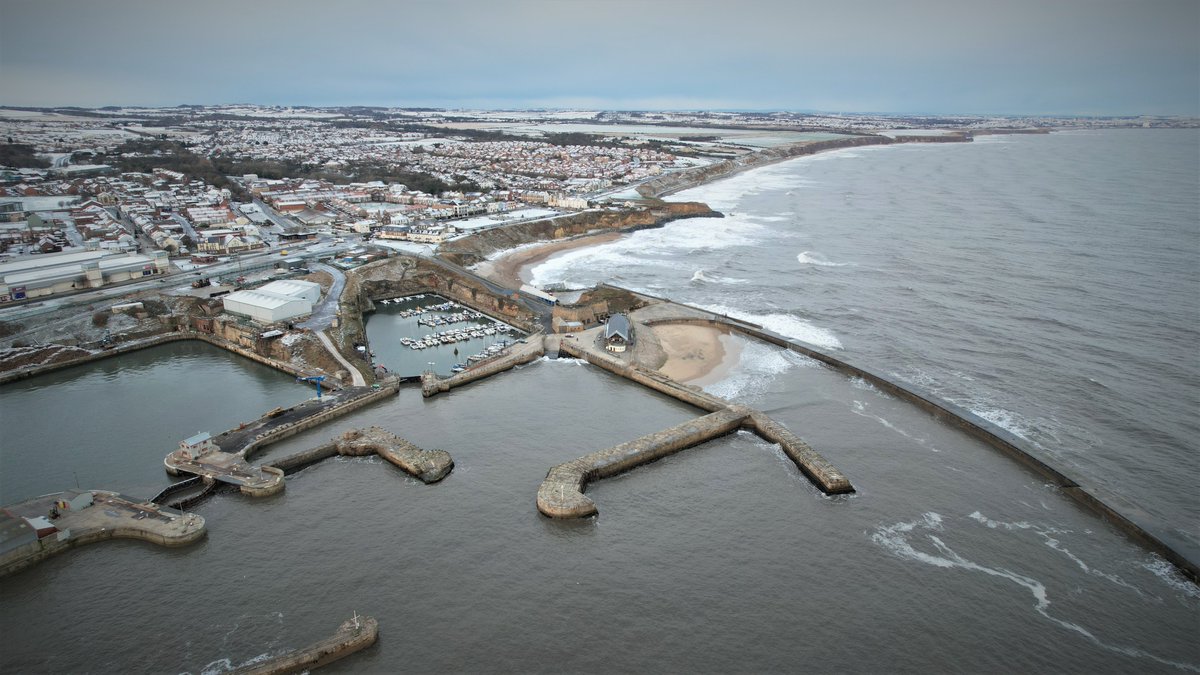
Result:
[483, 230, 627, 288]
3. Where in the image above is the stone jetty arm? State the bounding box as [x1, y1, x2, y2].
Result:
[264, 427, 454, 484]
[230, 615, 379, 675]
[745, 411, 854, 494]
[538, 407, 750, 518]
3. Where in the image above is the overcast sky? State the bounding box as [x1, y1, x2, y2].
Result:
[2, 0, 1197, 115]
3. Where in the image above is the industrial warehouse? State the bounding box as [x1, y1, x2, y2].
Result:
[221, 279, 322, 323]
[0, 249, 170, 302]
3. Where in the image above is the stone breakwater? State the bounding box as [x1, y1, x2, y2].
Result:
[265, 427, 454, 484]
[1, 490, 205, 577]
[229, 615, 379, 675]
[537, 337, 852, 517]
[537, 407, 751, 518]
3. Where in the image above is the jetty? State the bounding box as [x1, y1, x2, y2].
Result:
[266, 427, 454, 484]
[1, 490, 205, 577]
[230, 614, 378, 675]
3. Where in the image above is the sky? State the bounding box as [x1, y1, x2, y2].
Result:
[1, 0, 1197, 116]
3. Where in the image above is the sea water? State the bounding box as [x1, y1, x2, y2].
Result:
[1, 131, 1197, 673]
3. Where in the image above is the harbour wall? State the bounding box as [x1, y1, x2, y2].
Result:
[230, 615, 379, 675]
[538, 407, 750, 518]
[239, 381, 402, 460]
[633, 307, 1199, 582]
[421, 338, 546, 397]
[556, 338, 726, 412]
[0, 512, 205, 578]
[0, 330, 339, 389]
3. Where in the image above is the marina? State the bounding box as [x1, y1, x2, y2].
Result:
[365, 293, 524, 377]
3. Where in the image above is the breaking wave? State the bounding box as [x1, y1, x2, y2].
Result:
[796, 250, 850, 267]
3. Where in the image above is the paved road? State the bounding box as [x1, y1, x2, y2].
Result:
[296, 262, 344, 331]
[316, 330, 366, 386]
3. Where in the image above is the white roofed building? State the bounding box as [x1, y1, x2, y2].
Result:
[221, 278, 321, 323]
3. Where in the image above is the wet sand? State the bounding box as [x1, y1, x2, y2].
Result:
[653, 324, 744, 385]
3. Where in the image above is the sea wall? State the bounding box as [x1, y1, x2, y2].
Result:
[537, 407, 750, 518]
[557, 338, 726, 411]
[635, 309, 1198, 582]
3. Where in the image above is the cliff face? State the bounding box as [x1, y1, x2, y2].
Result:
[437, 201, 718, 268]
[351, 256, 540, 329]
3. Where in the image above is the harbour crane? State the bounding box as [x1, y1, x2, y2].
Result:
[297, 375, 326, 398]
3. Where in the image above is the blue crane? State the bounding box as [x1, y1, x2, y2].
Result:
[297, 375, 326, 398]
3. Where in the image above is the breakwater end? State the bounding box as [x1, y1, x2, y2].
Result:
[266, 427, 453, 483]
[229, 614, 379, 675]
[1, 490, 205, 577]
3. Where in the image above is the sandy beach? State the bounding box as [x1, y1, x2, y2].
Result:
[481, 231, 626, 288]
[652, 324, 743, 385]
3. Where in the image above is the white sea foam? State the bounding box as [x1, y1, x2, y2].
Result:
[701, 339, 815, 401]
[874, 513, 1199, 671]
[690, 269, 748, 284]
[851, 400, 937, 451]
[527, 215, 765, 287]
[701, 303, 842, 350]
[1143, 556, 1200, 599]
[796, 250, 850, 267]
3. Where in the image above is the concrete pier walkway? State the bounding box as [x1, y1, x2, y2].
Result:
[1, 490, 205, 577]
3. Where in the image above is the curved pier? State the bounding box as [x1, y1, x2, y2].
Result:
[626, 293, 1200, 583]
[1, 490, 205, 577]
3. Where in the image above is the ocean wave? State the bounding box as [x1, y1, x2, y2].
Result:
[700, 303, 842, 350]
[796, 250, 850, 267]
[702, 340, 815, 401]
[851, 400, 937, 451]
[527, 215, 766, 287]
[690, 269, 748, 284]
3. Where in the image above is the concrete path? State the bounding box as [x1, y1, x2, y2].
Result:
[297, 262, 345, 331]
[316, 330, 366, 386]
